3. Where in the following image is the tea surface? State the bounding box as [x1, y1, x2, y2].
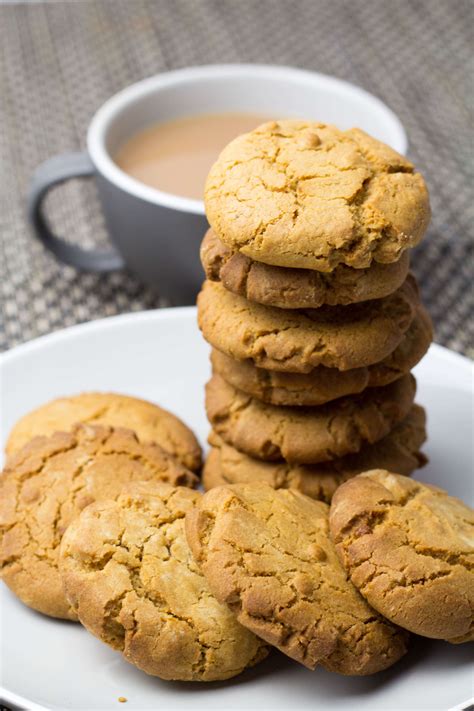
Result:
[115, 113, 272, 200]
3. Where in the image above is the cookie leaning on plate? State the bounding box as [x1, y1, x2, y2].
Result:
[0, 424, 197, 620]
[186, 482, 409, 674]
[210, 304, 432, 406]
[203, 405, 427, 502]
[201, 228, 411, 309]
[205, 120, 430, 271]
[198, 276, 418, 373]
[5, 392, 202, 472]
[329, 470, 474, 643]
[206, 373, 416, 463]
[60, 482, 267, 681]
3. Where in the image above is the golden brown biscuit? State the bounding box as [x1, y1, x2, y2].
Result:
[201, 228, 411, 308]
[205, 373, 416, 463]
[59, 482, 267, 681]
[205, 121, 430, 271]
[0, 424, 197, 620]
[211, 304, 432, 406]
[202, 405, 427, 502]
[186, 483, 408, 674]
[6, 392, 202, 472]
[365, 304, 433, 387]
[198, 276, 419, 373]
[329, 471, 474, 643]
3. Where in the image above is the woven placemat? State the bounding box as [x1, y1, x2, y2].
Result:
[0, 0, 472, 355]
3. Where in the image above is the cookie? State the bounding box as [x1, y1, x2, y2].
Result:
[211, 305, 431, 406]
[59, 482, 267, 681]
[329, 471, 474, 643]
[0, 424, 197, 620]
[205, 121, 430, 271]
[201, 228, 411, 308]
[186, 483, 408, 674]
[366, 304, 432, 387]
[205, 373, 416, 463]
[6, 392, 202, 472]
[202, 405, 427, 502]
[198, 276, 418, 373]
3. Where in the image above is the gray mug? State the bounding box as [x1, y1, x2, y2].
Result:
[28, 64, 407, 305]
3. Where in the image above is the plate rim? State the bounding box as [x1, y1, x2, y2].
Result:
[0, 307, 197, 367]
[0, 688, 50, 711]
[2, 682, 472, 711]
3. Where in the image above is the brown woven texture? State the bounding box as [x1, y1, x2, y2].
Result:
[0, 0, 472, 355]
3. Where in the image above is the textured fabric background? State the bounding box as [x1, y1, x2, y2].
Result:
[0, 0, 472, 354]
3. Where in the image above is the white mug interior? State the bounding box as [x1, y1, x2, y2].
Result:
[88, 64, 407, 216]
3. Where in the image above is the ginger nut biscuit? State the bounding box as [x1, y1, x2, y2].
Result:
[205, 121, 430, 271]
[329, 470, 474, 642]
[198, 276, 418, 373]
[6, 392, 202, 472]
[201, 228, 410, 309]
[59, 481, 267, 681]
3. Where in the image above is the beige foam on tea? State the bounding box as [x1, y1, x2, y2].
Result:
[114, 113, 272, 200]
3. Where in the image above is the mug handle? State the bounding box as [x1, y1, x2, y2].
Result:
[28, 152, 125, 271]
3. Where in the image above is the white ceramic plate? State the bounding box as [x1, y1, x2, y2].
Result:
[0, 308, 473, 711]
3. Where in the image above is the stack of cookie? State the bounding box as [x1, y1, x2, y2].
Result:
[198, 120, 433, 501]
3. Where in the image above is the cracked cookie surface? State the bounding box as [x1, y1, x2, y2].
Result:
[205, 121, 430, 271]
[201, 228, 411, 308]
[205, 373, 416, 463]
[203, 406, 427, 502]
[198, 277, 418, 373]
[185, 482, 408, 674]
[0, 424, 197, 620]
[329, 470, 474, 642]
[6, 392, 202, 472]
[59, 482, 267, 681]
[211, 304, 431, 406]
